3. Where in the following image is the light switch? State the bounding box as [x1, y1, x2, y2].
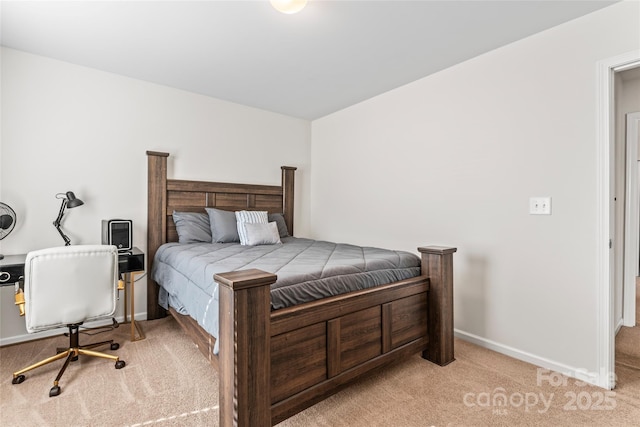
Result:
[529, 197, 551, 215]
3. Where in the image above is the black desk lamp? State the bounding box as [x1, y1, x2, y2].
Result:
[53, 191, 84, 246]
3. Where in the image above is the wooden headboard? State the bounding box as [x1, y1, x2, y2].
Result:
[146, 151, 297, 318]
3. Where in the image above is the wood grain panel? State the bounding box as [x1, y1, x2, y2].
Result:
[327, 319, 341, 378]
[281, 167, 296, 235]
[271, 278, 428, 336]
[338, 306, 382, 372]
[167, 225, 178, 243]
[215, 193, 250, 210]
[271, 323, 327, 403]
[167, 191, 206, 211]
[146, 151, 169, 319]
[419, 246, 457, 366]
[167, 179, 282, 196]
[255, 194, 287, 212]
[168, 307, 218, 369]
[206, 192, 216, 207]
[271, 337, 428, 425]
[382, 303, 393, 354]
[216, 270, 275, 427]
[390, 293, 428, 349]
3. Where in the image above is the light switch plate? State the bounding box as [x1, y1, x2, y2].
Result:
[530, 197, 551, 215]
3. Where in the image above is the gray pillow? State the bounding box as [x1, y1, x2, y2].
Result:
[205, 208, 240, 243]
[244, 222, 282, 246]
[268, 213, 290, 238]
[172, 211, 212, 243]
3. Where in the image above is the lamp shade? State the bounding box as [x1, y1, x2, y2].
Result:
[270, 0, 307, 14]
[65, 192, 84, 208]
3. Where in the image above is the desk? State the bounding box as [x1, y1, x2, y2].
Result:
[0, 247, 145, 341]
[0, 254, 27, 285]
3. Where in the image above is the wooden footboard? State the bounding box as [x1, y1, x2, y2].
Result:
[215, 246, 455, 426]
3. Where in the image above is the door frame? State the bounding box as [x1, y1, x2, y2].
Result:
[623, 112, 640, 326]
[596, 50, 640, 389]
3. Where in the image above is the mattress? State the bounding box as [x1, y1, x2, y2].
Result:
[150, 237, 421, 351]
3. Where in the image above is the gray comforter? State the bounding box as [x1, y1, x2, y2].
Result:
[151, 237, 421, 351]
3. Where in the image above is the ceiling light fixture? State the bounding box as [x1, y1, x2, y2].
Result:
[270, 0, 307, 14]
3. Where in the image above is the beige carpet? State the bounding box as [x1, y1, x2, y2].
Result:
[1, 316, 638, 427]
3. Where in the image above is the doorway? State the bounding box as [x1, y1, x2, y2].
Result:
[596, 51, 640, 390]
[616, 73, 640, 388]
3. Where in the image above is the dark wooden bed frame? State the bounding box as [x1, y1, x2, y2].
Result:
[146, 151, 456, 426]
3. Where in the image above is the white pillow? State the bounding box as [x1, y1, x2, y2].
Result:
[244, 222, 282, 246]
[235, 210, 268, 245]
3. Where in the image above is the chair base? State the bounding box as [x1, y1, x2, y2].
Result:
[11, 324, 125, 397]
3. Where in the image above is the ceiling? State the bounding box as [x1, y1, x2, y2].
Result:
[0, 1, 618, 120]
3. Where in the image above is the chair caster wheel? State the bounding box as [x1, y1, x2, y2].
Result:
[115, 360, 125, 369]
[12, 375, 25, 385]
[110, 343, 119, 350]
[49, 385, 61, 397]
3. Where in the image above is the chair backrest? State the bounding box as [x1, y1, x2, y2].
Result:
[24, 245, 119, 333]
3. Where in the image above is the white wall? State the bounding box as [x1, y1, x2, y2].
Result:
[310, 1, 639, 381]
[0, 48, 311, 344]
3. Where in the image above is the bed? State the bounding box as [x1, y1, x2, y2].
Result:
[145, 151, 456, 426]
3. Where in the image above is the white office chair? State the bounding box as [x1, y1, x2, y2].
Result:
[11, 245, 126, 397]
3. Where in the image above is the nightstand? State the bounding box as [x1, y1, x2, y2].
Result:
[118, 247, 146, 341]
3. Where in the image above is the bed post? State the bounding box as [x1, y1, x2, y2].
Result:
[418, 246, 457, 366]
[146, 151, 169, 320]
[215, 269, 277, 427]
[281, 166, 296, 236]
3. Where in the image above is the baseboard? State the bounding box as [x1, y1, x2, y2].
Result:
[0, 312, 148, 347]
[454, 329, 600, 387]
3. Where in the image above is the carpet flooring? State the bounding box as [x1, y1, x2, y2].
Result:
[1, 316, 638, 426]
